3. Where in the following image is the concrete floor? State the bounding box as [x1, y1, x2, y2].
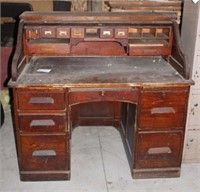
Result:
[1, 111, 200, 192]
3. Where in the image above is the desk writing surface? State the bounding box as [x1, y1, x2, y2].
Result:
[13, 56, 189, 87]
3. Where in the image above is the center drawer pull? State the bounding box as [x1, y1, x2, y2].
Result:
[148, 147, 172, 155]
[30, 119, 55, 127]
[151, 107, 175, 114]
[32, 150, 56, 157]
[29, 97, 54, 104]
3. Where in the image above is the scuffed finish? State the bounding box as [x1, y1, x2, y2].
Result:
[10, 56, 189, 87]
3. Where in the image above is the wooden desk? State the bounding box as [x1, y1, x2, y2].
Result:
[9, 12, 193, 181]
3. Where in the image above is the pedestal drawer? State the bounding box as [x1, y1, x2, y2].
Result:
[20, 135, 68, 171]
[19, 114, 66, 132]
[136, 131, 183, 169]
[139, 89, 188, 129]
[17, 89, 65, 110]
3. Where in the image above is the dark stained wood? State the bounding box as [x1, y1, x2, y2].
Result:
[19, 12, 174, 23]
[18, 114, 66, 132]
[10, 56, 192, 87]
[20, 134, 69, 171]
[139, 88, 189, 129]
[106, 0, 182, 24]
[136, 131, 183, 169]
[8, 12, 193, 181]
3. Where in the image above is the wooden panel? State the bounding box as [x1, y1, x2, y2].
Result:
[136, 131, 183, 168]
[26, 43, 71, 55]
[20, 135, 68, 171]
[128, 46, 171, 56]
[17, 89, 65, 110]
[70, 41, 127, 56]
[139, 89, 188, 129]
[19, 114, 66, 132]
[107, 0, 182, 24]
[71, 102, 121, 127]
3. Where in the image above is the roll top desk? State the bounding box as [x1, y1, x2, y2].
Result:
[9, 12, 193, 181]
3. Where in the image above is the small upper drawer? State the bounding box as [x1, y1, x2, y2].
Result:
[18, 114, 66, 132]
[139, 88, 189, 129]
[17, 89, 65, 110]
[115, 28, 128, 38]
[57, 27, 70, 38]
[71, 28, 85, 38]
[41, 27, 56, 38]
[100, 28, 114, 38]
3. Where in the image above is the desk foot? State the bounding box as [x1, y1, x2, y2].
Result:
[132, 168, 181, 179]
[20, 170, 71, 181]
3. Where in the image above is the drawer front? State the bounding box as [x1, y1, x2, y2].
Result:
[71, 28, 85, 38]
[69, 89, 138, 105]
[17, 90, 65, 110]
[26, 43, 71, 55]
[57, 27, 70, 38]
[139, 89, 188, 129]
[21, 135, 68, 171]
[19, 114, 66, 132]
[100, 28, 114, 38]
[115, 28, 128, 38]
[41, 27, 56, 38]
[136, 131, 183, 169]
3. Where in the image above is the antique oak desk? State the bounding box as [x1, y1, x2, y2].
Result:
[9, 12, 193, 181]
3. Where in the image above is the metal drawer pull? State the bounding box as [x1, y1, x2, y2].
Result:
[103, 31, 111, 36]
[59, 31, 67, 36]
[151, 107, 175, 114]
[148, 147, 172, 155]
[73, 31, 82, 36]
[29, 97, 54, 104]
[32, 150, 56, 157]
[30, 119, 55, 127]
[117, 31, 125, 36]
[44, 30, 52, 35]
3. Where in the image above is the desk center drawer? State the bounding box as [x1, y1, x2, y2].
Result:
[69, 88, 138, 105]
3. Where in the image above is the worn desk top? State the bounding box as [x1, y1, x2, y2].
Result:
[10, 56, 192, 88]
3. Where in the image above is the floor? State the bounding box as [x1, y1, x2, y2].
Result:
[1, 111, 200, 192]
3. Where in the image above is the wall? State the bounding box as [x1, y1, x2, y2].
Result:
[181, 0, 200, 163]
